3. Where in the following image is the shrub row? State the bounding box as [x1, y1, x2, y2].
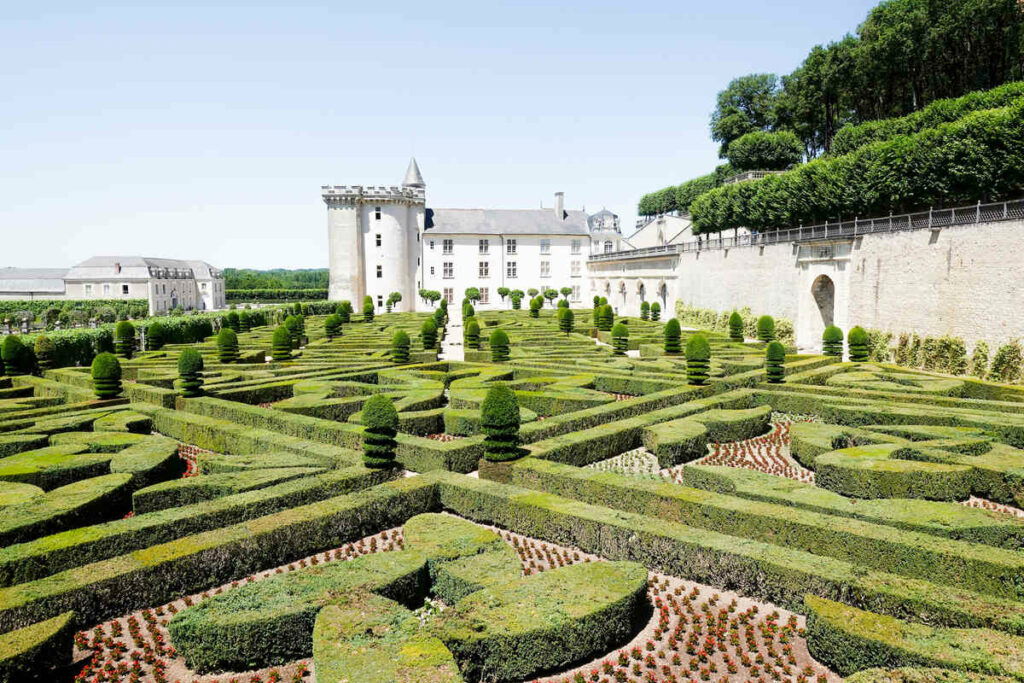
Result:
[226, 289, 328, 301]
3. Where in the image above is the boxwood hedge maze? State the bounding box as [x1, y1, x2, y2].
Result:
[1, 307, 1023, 682]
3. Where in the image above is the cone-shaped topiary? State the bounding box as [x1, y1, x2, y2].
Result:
[650, 302, 661, 321]
[640, 301, 650, 320]
[177, 348, 204, 397]
[822, 325, 844, 357]
[34, 335, 55, 372]
[114, 321, 135, 359]
[284, 315, 304, 348]
[432, 307, 446, 329]
[361, 394, 398, 469]
[848, 326, 870, 362]
[611, 322, 629, 355]
[664, 318, 682, 355]
[557, 298, 569, 309]
[1, 335, 29, 376]
[490, 329, 510, 362]
[558, 307, 574, 334]
[756, 315, 775, 342]
[391, 330, 411, 364]
[464, 318, 481, 349]
[597, 304, 614, 331]
[216, 327, 239, 363]
[91, 352, 122, 399]
[324, 314, 343, 340]
[336, 301, 352, 323]
[271, 325, 292, 361]
[765, 341, 786, 383]
[239, 311, 252, 333]
[729, 311, 744, 342]
[463, 302, 475, 319]
[481, 383, 521, 462]
[225, 311, 240, 332]
[147, 321, 166, 351]
[363, 296, 375, 322]
[685, 334, 711, 386]
[529, 297, 541, 318]
[420, 318, 438, 350]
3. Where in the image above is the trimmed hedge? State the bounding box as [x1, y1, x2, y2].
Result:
[0, 473, 132, 546]
[685, 334, 710, 385]
[0, 610, 76, 682]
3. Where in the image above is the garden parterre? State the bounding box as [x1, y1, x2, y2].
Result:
[0, 307, 1023, 681]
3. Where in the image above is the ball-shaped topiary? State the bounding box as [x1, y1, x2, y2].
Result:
[463, 302, 476, 319]
[557, 298, 569, 309]
[510, 295, 522, 310]
[822, 325, 844, 357]
[147, 321, 166, 351]
[1, 335, 30, 376]
[91, 352, 122, 399]
[361, 394, 399, 469]
[664, 318, 682, 355]
[420, 318, 438, 350]
[597, 304, 614, 332]
[362, 296, 375, 322]
[216, 327, 240, 364]
[239, 311, 252, 333]
[848, 326, 870, 362]
[271, 325, 292, 361]
[490, 329, 510, 362]
[481, 383, 521, 462]
[34, 335, 55, 372]
[177, 348, 205, 397]
[336, 301, 352, 323]
[114, 321, 135, 359]
[640, 301, 650, 321]
[464, 318, 480, 349]
[558, 307, 574, 334]
[225, 311, 240, 332]
[756, 315, 775, 343]
[728, 311, 744, 342]
[611, 322, 629, 355]
[391, 330, 411, 364]
[765, 341, 786, 383]
[324, 314, 343, 340]
[650, 302, 661, 322]
[685, 334, 711, 386]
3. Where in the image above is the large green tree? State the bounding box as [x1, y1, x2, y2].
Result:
[710, 73, 781, 157]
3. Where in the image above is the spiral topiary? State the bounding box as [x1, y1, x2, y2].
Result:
[114, 321, 135, 359]
[558, 307, 574, 334]
[848, 326, 870, 362]
[271, 325, 292, 361]
[391, 330, 411, 364]
[729, 311, 744, 342]
[464, 318, 480, 349]
[239, 311, 252, 333]
[421, 318, 438, 350]
[361, 393, 398, 469]
[363, 296, 375, 322]
[336, 301, 352, 323]
[822, 325, 844, 357]
[147, 321, 166, 351]
[324, 314, 343, 340]
[1, 335, 29, 376]
[34, 335, 55, 372]
[490, 329, 510, 362]
[177, 348, 204, 398]
[91, 352, 122, 399]
[481, 383, 521, 462]
[650, 302, 661, 321]
[640, 301, 650, 321]
[756, 315, 775, 342]
[664, 318, 682, 355]
[597, 304, 614, 332]
[765, 341, 786, 383]
[216, 327, 240, 364]
[225, 311, 240, 333]
[529, 297, 541, 319]
[685, 334, 711, 386]
[611, 322, 629, 356]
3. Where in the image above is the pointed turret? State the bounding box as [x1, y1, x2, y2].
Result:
[402, 157, 425, 188]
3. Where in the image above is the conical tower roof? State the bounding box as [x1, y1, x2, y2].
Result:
[402, 157, 425, 188]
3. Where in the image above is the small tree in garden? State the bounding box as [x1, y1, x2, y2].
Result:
[463, 302, 475, 319]
[529, 297, 542, 318]
[34, 335, 55, 372]
[225, 311, 240, 332]
[464, 319, 481, 349]
[239, 311, 252, 333]
[481, 383, 521, 462]
[848, 326, 870, 362]
[664, 318, 682, 355]
[465, 287, 481, 302]
[1, 335, 29, 376]
[611, 322, 629, 355]
[597, 304, 614, 331]
[147, 321, 166, 351]
[765, 341, 786, 383]
[527, 288, 539, 298]
[293, 302, 303, 315]
[420, 319, 438, 350]
[324, 314, 343, 340]
[728, 311, 744, 342]
[989, 340, 1024, 383]
[216, 328, 240, 363]
[558, 307, 574, 334]
[557, 299, 569, 309]
[650, 302, 661, 322]
[510, 294, 522, 310]
[91, 352, 122, 399]
[271, 325, 292, 361]
[361, 394, 399, 469]
[497, 287, 510, 303]
[388, 292, 402, 313]
[490, 329, 510, 362]
[336, 301, 352, 323]
[114, 321, 135, 359]
[177, 349, 204, 397]
[362, 296, 375, 322]
[685, 334, 711, 386]
[391, 330, 411, 363]
[822, 325, 844, 357]
[640, 301, 650, 321]
[970, 342, 990, 378]
[593, 295, 601, 307]
[756, 315, 775, 342]
[544, 289, 558, 307]
[560, 287, 572, 302]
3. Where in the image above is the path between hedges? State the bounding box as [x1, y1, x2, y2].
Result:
[441, 305, 464, 362]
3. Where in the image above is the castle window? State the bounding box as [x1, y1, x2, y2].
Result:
[540, 239, 551, 254]
[376, 234, 382, 247]
[479, 287, 489, 303]
[571, 239, 581, 255]
[443, 262, 453, 279]
[479, 261, 489, 278]
[376, 265, 383, 279]
[479, 239, 489, 254]
[443, 239, 453, 255]
[571, 260, 581, 277]
[540, 261, 550, 278]
[430, 267, 435, 276]
[85, 284, 93, 295]
[377, 295, 383, 307]
[572, 285, 581, 301]
[103, 283, 110, 295]
[429, 240, 434, 250]
[506, 239, 517, 255]
[604, 241, 613, 253]
[122, 284, 129, 295]
[443, 288, 454, 303]
[375, 207, 381, 220]
[507, 261, 517, 279]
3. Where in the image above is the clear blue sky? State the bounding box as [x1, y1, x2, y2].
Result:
[1, 1, 878, 269]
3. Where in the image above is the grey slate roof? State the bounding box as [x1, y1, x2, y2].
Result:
[403, 157, 425, 188]
[424, 208, 590, 236]
[0, 268, 68, 294]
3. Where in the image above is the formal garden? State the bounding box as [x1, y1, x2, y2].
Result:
[0, 297, 1023, 683]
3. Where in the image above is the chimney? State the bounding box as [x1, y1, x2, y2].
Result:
[554, 192, 564, 220]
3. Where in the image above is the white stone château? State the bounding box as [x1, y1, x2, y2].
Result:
[324, 159, 623, 311]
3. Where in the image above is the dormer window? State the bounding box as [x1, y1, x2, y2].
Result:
[375, 206, 382, 220]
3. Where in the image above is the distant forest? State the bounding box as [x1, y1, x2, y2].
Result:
[224, 268, 329, 290]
